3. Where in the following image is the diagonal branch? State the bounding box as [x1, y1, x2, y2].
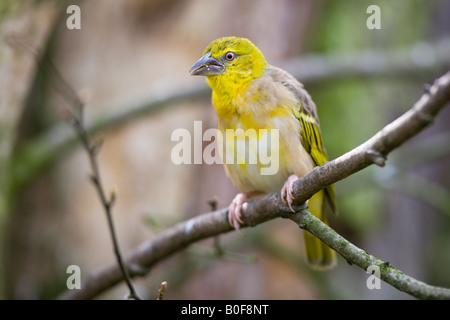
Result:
[245, 69, 450, 220]
[293, 210, 450, 300]
[58, 70, 450, 300]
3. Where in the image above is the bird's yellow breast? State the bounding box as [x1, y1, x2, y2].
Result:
[213, 75, 315, 194]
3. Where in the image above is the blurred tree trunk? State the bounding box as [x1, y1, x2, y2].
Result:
[1, 1, 62, 299]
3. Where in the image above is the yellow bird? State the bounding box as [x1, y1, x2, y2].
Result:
[190, 37, 337, 269]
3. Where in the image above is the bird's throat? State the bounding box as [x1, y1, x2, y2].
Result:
[208, 76, 252, 121]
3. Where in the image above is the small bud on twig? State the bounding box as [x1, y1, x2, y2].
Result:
[110, 186, 118, 206]
[157, 281, 168, 300]
[366, 149, 386, 167]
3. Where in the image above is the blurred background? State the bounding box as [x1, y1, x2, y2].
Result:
[1, 0, 450, 299]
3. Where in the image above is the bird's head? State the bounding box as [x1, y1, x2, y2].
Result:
[189, 37, 268, 91]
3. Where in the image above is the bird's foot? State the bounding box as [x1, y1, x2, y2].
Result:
[281, 174, 299, 212]
[228, 191, 263, 230]
[228, 193, 246, 230]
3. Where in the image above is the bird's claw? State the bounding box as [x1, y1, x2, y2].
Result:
[228, 193, 246, 230]
[281, 174, 299, 212]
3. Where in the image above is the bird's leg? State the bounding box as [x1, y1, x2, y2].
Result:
[281, 174, 299, 212]
[228, 191, 264, 230]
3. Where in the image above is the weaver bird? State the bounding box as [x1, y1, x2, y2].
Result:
[189, 37, 337, 269]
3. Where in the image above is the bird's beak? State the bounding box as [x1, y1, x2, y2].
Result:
[189, 52, 224, 76]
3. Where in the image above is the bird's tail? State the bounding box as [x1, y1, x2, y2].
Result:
[303, 189, 337, 270]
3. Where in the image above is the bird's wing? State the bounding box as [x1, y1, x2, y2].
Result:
[269, 66, 337, 213]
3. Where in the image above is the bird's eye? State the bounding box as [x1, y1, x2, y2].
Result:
[225, 51, 235, 61]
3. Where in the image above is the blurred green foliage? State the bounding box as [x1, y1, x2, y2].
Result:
[304, 0, 447, 237]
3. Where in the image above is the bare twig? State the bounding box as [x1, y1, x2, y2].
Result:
[72, 119, 140, 300]
[208, 198, 224, 256]
[41, 49, 141, 300]
[58, 70, 450, 300]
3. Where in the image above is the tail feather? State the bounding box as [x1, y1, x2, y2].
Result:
[303, 190, 337, 270]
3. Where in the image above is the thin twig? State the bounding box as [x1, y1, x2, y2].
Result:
[36, 44, 141, 300]
[208, 198, 224, 256]
[72, 120, 140, 300]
